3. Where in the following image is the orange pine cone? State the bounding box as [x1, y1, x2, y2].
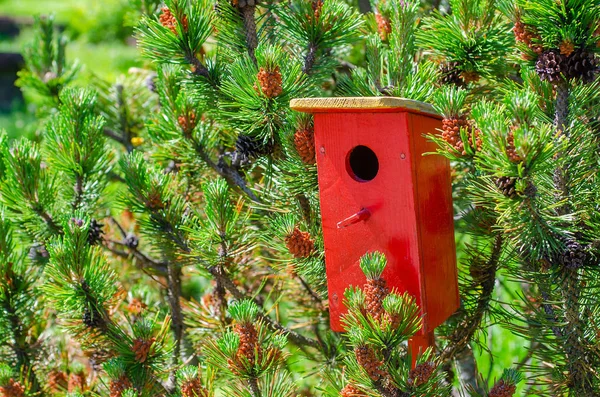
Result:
[178, 112, 198, 136]
[132, 337, 156, 363]
[234, 322, 259, 363]
[0, 379, 25, 397]
[460, 70, 480, 83]
[312, 0, 324, 20]
[127, 297, 147, 315]
[559, 40, 575, 56]
[285, 228, 315, 258]
[257, 67, 283, 98]
[506, 128, 522, 163]
[340, 384, 367, 397]
[160, 7, 188, 34]
[354, 346, 386, 381]
[294, 126, 316, 164]
[442, 117, 481, 156]
[408, 361, 435, 387]
[68, 371, 87, 392]
[363, 278, 389, 321]
[181, 377, 209, 397]
[375, 13, 392, 41]
[48, 370, 68, 392]
[109, 375, 132, 397]
[488, 380, 516, 397]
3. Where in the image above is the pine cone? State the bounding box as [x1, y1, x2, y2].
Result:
[442, 117, 469, 155]
[354, 346, 385, 381]
[375, 13, 391, 41]
[68, 371, 87, 392]
[235, 134, 271, 162]
[558, 239, 587, 269]
[536, 49, 567, 83]
[364, 278, 389, 321]
[494, 176, 518, 198]
[234, 322, 259, 363]
[565, 49, 598, 83]
[127, 297, 147, 315]
[460, 70, 480, 84]
[109, 375, 132, 397]
[340, 384, 367, 397]
[0, 379, 25, 397]
[83, 306, 103, 329]
[88, 219, 104, 246]
[408, 361, 435, 387]
[132, 337, 156, 363]
[383, 311, 401, 329]
[506, 129, 522, 163]
[159, 7, 188, 34]
[488, 380, 516, 397]
[257, 67, 283, 98]
[312, 0, 324, 20]
[294, 126, 316, 164]
[513, 19, 543, 54]
[181, 378, 209, 397]
[559, 40, 575, 56]
[178, 112, 198, 137]
[439, 62, 465, 87]
[124, 233, 139, 249]
[48, 370, 68, 392]
[285, 227, 315, 258]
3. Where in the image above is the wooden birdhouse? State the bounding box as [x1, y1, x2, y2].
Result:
[290, 97, 459, 349]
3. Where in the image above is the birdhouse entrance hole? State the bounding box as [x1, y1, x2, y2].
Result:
[347, 145, 379, 182]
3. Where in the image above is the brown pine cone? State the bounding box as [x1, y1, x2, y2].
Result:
[408, 361, 435, 387]
[559, 40, 575, 56]
[442, 117, 469, 155]
[294, 126, 316, 164]
[558, 239, 587, 269]
[132, 337, 156, 363]
[513, 19, 543, 54]
[181, 377, 209, 397]
[439, 62, 465, 87]
[340, 384, 367, 397]
[285, 228, 315, 258]
[48, 370, 68, 392]
[460, 70, 480, 83]
[178, 112, 197, 137]
[506, 129, 522, 163]
[127, 297, 147, 315]
[68, 371, 87, 392]
[536, 49, 567, 83]
[364, 278, 389, 321]
[109, 375, 132, 397]
[160, 7, 188, 34]
[355, 346, 385, 381]
[257, 67, 283, 98]
[0, 379, 25, 397]
[565, 49, 598, 83]
[375, 13, 392, 41]
[312, 0, 324, 20]
[494, 176, 517, 198]
[234, 322, 259, 363]
[488, 380, 516, 397]
[383, 311, 401, 329]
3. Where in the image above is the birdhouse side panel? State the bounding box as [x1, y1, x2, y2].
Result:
[408, 113, 459, 330]
[313, 112, 424, 332]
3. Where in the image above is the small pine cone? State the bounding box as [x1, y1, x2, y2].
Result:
[0, 379, 25, 397]
[340, 384, 367, 397]
[257, 67, 283, 98]
[109, 375, 132, 397]
[460, 70, 480, 84]
[439, 62, 465, 87]
[68, 371, 87, 392]
[408, 361, 435, 387]
[375, 13, 392, 41]
[181, 378, 209, 397]
[235, 134, 271, 162]
[506, 129, 522, 163]
[88, 219, 104, 246]
[83, 306, 103, 329]
[536, 49, 567, 83]
[513, 20, 532, 45]
[558, 240, 587, 269]
[494, 176, 518, 198]
[294, 126, 316, 164]
[285, 227, 315, 258]
[127, 297, 147, 315]
[383, 311, 401, 329]
[559, 40, 575, 56]
[441, 117, 469, 155]
[312, 0, 324, 19]
[354, 346, 385, 381]
[132, 337, 156, 363]
[488, 380, 516, 397]
[159, 7, 188, 34]
[364, 278, 389, 321]
[48, 370, 68, 392]
[178, 112, 197, 136]
[565, 49, 598, 83]
[234, 322, 259, 363]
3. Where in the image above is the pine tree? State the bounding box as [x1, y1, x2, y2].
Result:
[3, 0, 600, 396]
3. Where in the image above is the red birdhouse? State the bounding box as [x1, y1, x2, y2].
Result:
[290, 97, 459, 349]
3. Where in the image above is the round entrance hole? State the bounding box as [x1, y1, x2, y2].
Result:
[347, 145, 379, 182]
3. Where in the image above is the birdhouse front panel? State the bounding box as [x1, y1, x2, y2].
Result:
[290, 97, 459, 334]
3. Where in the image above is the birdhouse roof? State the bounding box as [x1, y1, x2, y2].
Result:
[290, 97, 441, 119]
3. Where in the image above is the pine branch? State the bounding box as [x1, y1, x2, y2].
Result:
[248, 377, 261, 397]
[166, 262, 184, 381]
[240, 5, 258, 64]
[302, 43, 317, 74]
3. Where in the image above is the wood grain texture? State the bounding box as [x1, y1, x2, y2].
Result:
[290, 97, 441, 119]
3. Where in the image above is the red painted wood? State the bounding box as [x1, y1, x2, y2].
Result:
[312, 107, 458, 336]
